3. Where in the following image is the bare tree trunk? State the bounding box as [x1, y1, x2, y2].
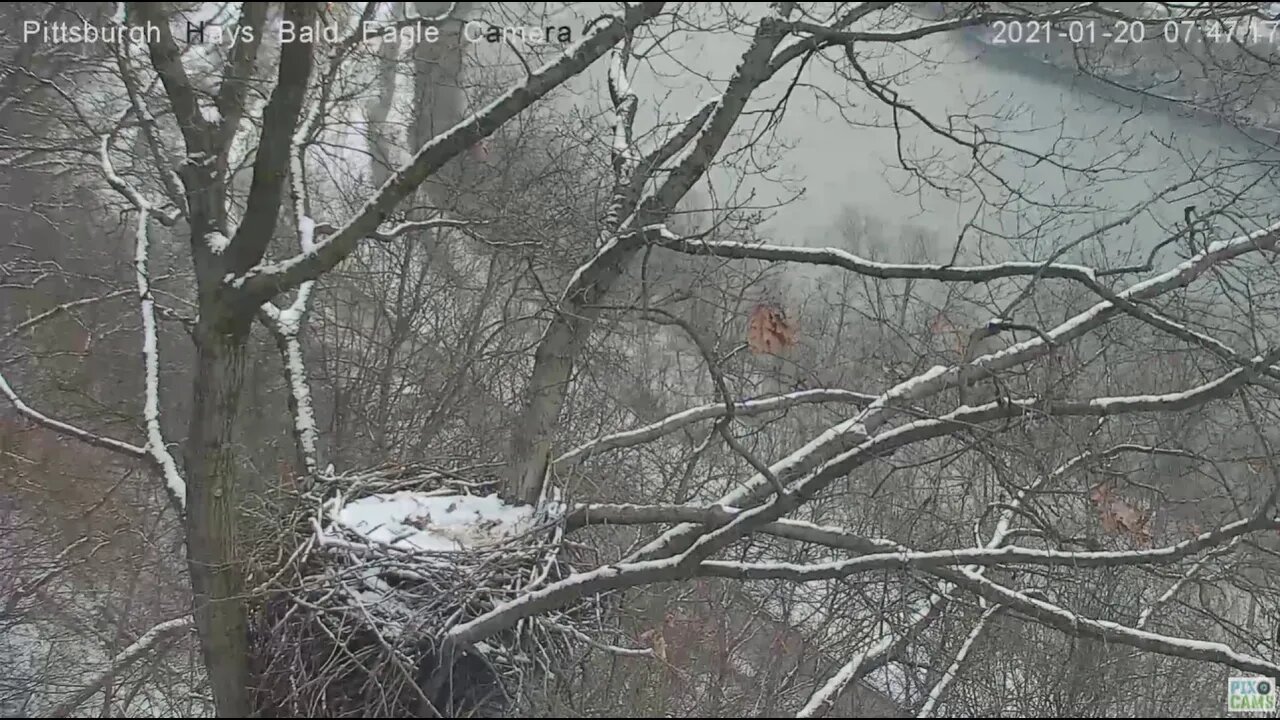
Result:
[8, 2, 663, 715]
[412, 2, 474, 215]
[505, 14, 790, 505]
[184, 312, 254, 718]
[507, 275, 628, 504]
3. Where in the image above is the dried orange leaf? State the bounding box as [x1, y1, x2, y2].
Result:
[747, 303, 797, 355]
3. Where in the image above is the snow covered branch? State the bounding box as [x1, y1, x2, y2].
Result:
[657, 236, 1280, 385]
[630, 219, 1280, 564]
[606, 40, 640, 206]
[231, 2, 668, 301]
[605, 93, 720, 241]
[658, 236, 1103, 283]
[566, 502, 901, 555]
[554, 389, 874, 470]
[947, 568, 1280, 677]
[788, 3, 1098, 46]
[222, 2, 318, 276]
[692, 355, 1278, 559]
[313, 217, 478, 243]
[697, 513, 1270, 581]
[452, 358, 1274, 648]
[4, 289, 133, 339]
[99, 134, 187, 514]
[915, 604, 1004, 718]
[638, 97, 718, 178]
[0, 371, 149, 460]
[258, 295, 319, 479]
[796, 593, 943, 718]
[628, 17, 789, 227]
[635, 354, 1273, 567]
[252, 72, 331, 480]
[113, 31, 187, 219]
[765, 1, 895, 72]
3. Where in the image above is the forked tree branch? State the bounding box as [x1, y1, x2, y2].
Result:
[129, 3, 212, 155]
[224, 2, 318, 275]
[451, 354, 1277, 646]
[213, 2, 267, 155]
[232, 2, 669, 301]
[100, 133, 187, 515]
[629, 220, 1280, 564]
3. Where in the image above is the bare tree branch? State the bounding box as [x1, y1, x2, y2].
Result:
[453, 351, 1278, 648]
[916, 604, 1005, 718]
[128, 3, 212, 154]
[697, 514, 1274, 580]
[0, 370, 148, 460]
[99, 133, 187, 514]
[948, 569, 1280, 677]
[224, 2, 318, 275]
[233, 2, 668, 300]
[44, 615, 195, 718]
[553, 389, 875, 470]
[630, 220, 1280, 564]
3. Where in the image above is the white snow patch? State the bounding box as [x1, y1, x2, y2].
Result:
[657, 97, 720, 171]
[609, 49, 632, 100]
[282, 336, 317, 473]
[332, 492, 538, 552]
[298, 215, 316, 253]
[608, 49, 637, 160]
[205, 231, 230, 254]
[200, 102, 221, 124]
[277, 305, 304, 336]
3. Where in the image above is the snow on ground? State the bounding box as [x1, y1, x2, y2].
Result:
[331, 492, 538, 552]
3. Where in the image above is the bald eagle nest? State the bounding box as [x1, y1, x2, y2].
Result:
[246, 464, 605, 718]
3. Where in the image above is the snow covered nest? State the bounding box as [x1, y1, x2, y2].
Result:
[323, 490, 544, 554]
[248, 465, 596, 718]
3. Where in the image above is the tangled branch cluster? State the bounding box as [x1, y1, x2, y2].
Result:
[245, 465, 605, 718]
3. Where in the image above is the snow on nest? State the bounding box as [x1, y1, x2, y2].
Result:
[332, 492, 539, 552]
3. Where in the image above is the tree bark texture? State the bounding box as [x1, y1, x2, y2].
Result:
[184, 310, 254, 717]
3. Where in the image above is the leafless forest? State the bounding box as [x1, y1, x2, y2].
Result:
[3, 1, 1280, 717]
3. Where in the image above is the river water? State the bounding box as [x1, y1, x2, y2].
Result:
[524, 4, 1280, 272]
[581, 7, 1280, 422]
[769, 28, 1280, 264]
[534, 4, 1280, 357]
